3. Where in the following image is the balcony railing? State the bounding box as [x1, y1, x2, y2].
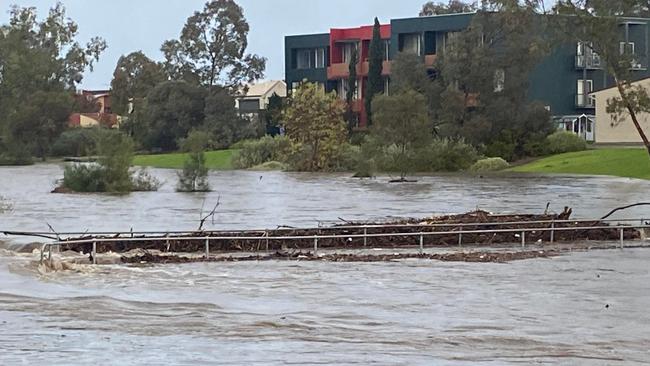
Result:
[575, 54, 602, 69]
[575, 94, 595, 108]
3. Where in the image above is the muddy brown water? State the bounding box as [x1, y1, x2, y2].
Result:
[1, 164, 650, 364]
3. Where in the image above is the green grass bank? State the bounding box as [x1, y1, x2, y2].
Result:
[133, 149, 236, 170]
[510, 148, 650, 180]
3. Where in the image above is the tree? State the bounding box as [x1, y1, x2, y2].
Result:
[346, 48, 359, 132]
[282, 83, 347, 171]
[143, 81, 207, 151]
[436, 6, 554, 159]
[162, 0, 266, 88]
[110, 51, 167, 115]
[0, 3, 106, 163]
[365, 18, 384, 126]
[264, 92, 284, 135]
[419, 0, 477, 16]
[177, 130, 211, 192]
[371, 90, 432, 179]
[96, 131, 135, 193]
[554, 0, 650, 157]
[203, 86, 255, 148]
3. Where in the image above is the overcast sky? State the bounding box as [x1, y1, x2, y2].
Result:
[1, 0, 427, 89]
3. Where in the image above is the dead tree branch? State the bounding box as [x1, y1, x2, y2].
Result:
[198, 195, 221, 231]
[601, 203, 650, 220]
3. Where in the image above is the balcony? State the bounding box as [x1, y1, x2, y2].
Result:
[327, 60, 392, 79]
[576, 94, 595, 108]
[575, 55, 602, 69]
[350, 99, 363, 113]
[424, 54, 438, 67]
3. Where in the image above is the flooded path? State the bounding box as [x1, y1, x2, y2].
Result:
[1, 164, 650, 364]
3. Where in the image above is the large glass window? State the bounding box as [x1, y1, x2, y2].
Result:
[400, 33, 421, 55]
[315, 48, 326, 68]
[296, 49, 311, 69]
[342, 43, 357, 64]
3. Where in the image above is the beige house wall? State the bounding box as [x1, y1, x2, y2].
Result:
[79, 114, 101, 128]
[594, 79, 650, 144]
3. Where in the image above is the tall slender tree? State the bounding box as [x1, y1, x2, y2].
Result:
[346, 48, 359, 133]
[365, 18, 384, 127]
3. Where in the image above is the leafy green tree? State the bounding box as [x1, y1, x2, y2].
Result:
[282, 83, 347, 171]
[110, 51, 167, 115]
[437, 6, 554, 159]
[371, 90, 432, 179]
[419, 0, 477, 16]
[204, 86, 255, 148]
[177, 130, 211, 192]
[162, 0, 266, 87]
[143, 81, 207, 151]
[96, 131, 135, 193]
[554, 0, 650, 157]
[0, 3, 106, 163]
[346, 48, 359, 132]
[365, 18, 384, 126]
[264, 93, 284, 135]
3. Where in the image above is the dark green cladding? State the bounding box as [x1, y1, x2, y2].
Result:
[284, 13, 650, 119]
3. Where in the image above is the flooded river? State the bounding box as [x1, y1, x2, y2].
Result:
[1, 164, 650, 364]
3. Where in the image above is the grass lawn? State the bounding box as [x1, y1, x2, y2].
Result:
[510, 148, 650, 180]
[133, 149, 237, 170]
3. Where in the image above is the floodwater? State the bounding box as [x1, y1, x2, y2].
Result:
[1, 164, 650, 364]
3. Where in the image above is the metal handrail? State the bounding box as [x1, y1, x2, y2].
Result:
[39, 222, 650, 265]
[10, 217, 650, 239]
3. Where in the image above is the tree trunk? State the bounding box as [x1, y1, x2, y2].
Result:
[616, 81, 650, 158]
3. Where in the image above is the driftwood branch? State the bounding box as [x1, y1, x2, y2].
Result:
[46, 222, 61, 241]
[601, 203, 650, 220]
[198, 195, 221, 231]
[2, 231, 59, 240]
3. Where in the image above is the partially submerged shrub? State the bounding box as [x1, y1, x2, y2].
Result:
[470, 157, 510, 172]
[61, 131, 160, 193]
[132, 168, 162, 192]
[249, 161, 287, 171]
[231, 135, 292, 169]
[177, 130, 210, 192]
[0, 195, 14, 213]
[62, 164, 106, 192]
[426, 138, 480, 172]
[546, 130, 587, 154]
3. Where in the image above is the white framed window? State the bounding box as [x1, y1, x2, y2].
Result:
[494, 69, 505, 92]
[314, 48, 326, 68]
[342, 43, 357, 64]
[620, 42, 635, 55]
[577, 79, 594, 106]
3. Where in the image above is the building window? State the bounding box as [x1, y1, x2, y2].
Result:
[620, 41, 635, 55]
[296, 49, 311, 69]
[400, 33, 421, 55]
[383, 40, 390, 61]
[577, 79, 594, 107]
[494, 69, 505, 93]
[315, 48, 326, 68]
[342, 43, 357, 64]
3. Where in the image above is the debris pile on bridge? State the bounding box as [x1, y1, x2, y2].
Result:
[59, 208, 640, 255]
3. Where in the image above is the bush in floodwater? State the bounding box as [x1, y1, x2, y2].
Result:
[62, 163, 106, 192]
[62, 131, 160, 193]
[231, 135, 292, 169]
[177, 130, 211, 192]
[470, 157, 510, 172]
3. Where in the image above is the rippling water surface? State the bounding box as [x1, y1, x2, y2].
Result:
[1, 165, 650, 364]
